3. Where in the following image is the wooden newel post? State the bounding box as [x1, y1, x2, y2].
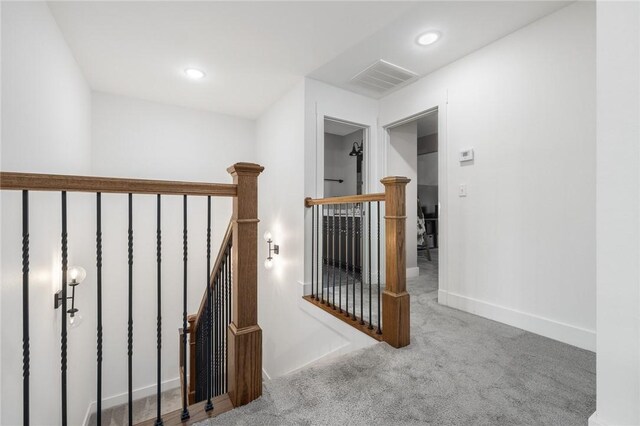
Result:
[227, 162, 264, 407]
[381, 176, 411, 348]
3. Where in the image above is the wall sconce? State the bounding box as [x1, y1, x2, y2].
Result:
[54, 266, 86, 327]
[349, 141, 363, 157]
[263, 232, 279, 270]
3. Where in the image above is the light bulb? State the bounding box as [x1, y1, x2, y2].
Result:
[69, 312, 83, 329]
[264, 258, 273, 270]
[68, 266, 86, 284]
[184, 68, 206, 80]
[416, 31, 440, 46]
[263, 231, 272, 242]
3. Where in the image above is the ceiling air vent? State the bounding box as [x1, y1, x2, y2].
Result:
[350, 60, 418, 95]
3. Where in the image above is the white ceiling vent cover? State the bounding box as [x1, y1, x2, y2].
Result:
[350, 60, 418, 95]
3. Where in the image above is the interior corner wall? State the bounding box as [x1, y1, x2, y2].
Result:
[379, 2, 596, 351]
[256, 80, 378, 379]
[1, 2, 93, 425]
[591, 1, 640, 425]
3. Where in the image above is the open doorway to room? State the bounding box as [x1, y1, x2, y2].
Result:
[323, 118, 366, 197]
[386, 109, 439, 295]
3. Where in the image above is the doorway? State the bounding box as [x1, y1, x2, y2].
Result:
[385, 109, 439, 294]
[323, 118, 366, 197]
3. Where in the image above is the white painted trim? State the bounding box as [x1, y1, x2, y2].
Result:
[588, 412, 607, 426]
[82, 377, 181, 426]
[262, 368, 272, 381]
[407, 266, 420, 278]
[440, 290, 596, 351]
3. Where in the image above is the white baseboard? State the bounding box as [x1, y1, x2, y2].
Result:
[439, 290, 596, 352]
[407, 267, 419, 278]
[588, 412, 607, 426]
[83, 377, 180, 426]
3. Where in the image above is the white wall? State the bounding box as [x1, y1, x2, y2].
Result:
[590, 2, 640, 425]
[380, 2, 596, 351]
[90, 92, 256, 409]
[388, 121, 418, 274]
[256, 82, 376, 378]
[1, 2, 93, 425]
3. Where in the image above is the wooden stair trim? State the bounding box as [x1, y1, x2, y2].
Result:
[302, 296, 384, 342]
[134, 394, 233, 426]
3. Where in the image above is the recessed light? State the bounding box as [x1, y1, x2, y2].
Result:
[184, 68, 206, 80]
[416, 31, 440, 46]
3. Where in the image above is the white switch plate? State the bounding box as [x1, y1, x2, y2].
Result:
[459, 148, 474, 162]
[459, 184, 467, 197]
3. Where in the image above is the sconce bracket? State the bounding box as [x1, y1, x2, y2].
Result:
[273, 244, 279, 255]
[54, 290, 63, 309]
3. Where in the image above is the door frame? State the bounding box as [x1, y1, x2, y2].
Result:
[381, 103, 448, 301]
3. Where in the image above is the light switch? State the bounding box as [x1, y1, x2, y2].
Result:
[459, 184, 467, 197]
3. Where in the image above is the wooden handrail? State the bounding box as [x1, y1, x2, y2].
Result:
[0, 171, 237, 197]
[304, 192, 385, 207]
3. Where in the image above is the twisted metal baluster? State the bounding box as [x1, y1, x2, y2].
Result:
[155, 194, 163, 426]
[127, 194, 134, 426]
[181, 195, 190, 421]
[316, 205, 320, 301]
[22, 191, 30, 426]
[96, 193, 103, 424]
[204, 196, 214, 411]
[61, 191, 68, 426]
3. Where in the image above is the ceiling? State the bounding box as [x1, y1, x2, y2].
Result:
[310, 1, 570, 98]
[48, 1, 570, 118]
[48, 1, 414, 119]
[325, 120, 363, 137]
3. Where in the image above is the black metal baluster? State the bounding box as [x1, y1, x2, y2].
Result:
[127, 194, 134, 426]
[213, 277, 218, 397]
[216, 274, 225, 396]
[220, 268, 224, 394]
[61, 191, 68, 426]
[181, 196, 190, 421]
[368, 202, 373, 330]
[155, 195, 163, 426]
[345, 203, 350, 318]
[96, 193, 103, 424]
[352, 204, 356, 321]
[338, 204, 342, 313]
[315, 205, 320, 302]
[323, 205, 327, 304]
[225, 249, 230, 392]
[332, 206, 336, 309]
[205, 196, 214, 411]
[377, 201, 382, 335]
[311, 205, 315, 300]
[22, 191, 29, 426]
[359, 203, 364, 325]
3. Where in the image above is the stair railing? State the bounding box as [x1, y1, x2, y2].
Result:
[0, 162, 264, 425]
[304, 176, 410, 348]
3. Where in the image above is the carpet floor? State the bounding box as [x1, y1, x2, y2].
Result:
[199, 248, 596, 425]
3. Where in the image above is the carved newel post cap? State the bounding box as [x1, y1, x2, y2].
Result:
[380, 176, 411, 185]
[227, 163, 265, 176]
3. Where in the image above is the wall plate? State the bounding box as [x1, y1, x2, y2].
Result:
[459, 148, 474, 162]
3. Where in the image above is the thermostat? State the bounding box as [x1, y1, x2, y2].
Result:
[459, 148, 474, 162]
